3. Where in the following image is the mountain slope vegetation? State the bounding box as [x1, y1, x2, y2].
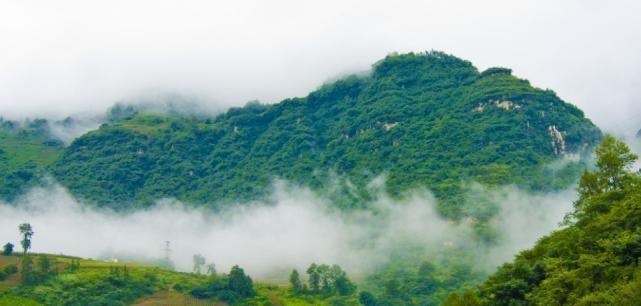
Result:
[0, 51, 611, 306]
[0, 119, 64, 202]
[0, 253, 353, 305]
[45, 52, 600, 215]
[444, 136, 641, 305]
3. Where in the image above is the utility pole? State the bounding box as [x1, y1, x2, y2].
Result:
[164, 240, 171, 264]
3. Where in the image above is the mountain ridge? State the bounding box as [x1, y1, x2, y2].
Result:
[2, 51, 601, 217]
[0, 51, 611, 306]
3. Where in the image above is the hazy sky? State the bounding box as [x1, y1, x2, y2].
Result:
[1, 0, 639, 134]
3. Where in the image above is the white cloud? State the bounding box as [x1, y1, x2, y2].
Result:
[0, 0, 639, 133]
[0, 182, 575, 279]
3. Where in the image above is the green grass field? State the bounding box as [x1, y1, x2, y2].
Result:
[0, 131, 62, 166]
[0, 254, 359, 305]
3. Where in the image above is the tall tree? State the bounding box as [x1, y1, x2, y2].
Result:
[18, 223, 34, 255]
[577, 135, 639, 206]
[228, 265, 254, 298]
[595, 135, 638, 190]
[289, 269, 303, 293]
[307, 263, 321, 293]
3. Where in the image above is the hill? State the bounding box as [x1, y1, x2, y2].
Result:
[443, 136, 641, 305]
[46, 51, 600, 215]
[0, 253, 359, 305]
[0, 119, 64, 202]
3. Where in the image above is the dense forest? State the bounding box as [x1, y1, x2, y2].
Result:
[5, 132, 641, 306]
[2, 52, 600, 218]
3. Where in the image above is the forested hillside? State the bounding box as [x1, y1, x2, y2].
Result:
[444, 136, 641, 305]
[44, 52, 600, 215]
[0, 51, 615, 306]
[0, 119, 63, 202]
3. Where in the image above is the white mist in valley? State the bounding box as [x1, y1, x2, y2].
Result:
[0, 182, 576, 280]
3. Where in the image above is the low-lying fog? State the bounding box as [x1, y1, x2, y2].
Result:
[0, 181, 575, 280]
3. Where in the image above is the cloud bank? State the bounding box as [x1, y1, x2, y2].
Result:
[0, 183, 575, 279]
[0, 0, 640, 135]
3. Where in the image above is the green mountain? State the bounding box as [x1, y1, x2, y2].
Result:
[43, 52, 600, 215]
[0, 119, 64, 202]
[444, 136, 641, 305]
[0, 51, 609, 306]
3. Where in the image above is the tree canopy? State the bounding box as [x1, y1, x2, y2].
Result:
[449, 136, 641, 305]
[31, 52, 601, 217]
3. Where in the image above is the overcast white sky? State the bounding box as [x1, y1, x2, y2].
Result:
[0, 0, 639, 135]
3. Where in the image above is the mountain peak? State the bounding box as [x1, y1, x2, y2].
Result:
[0, 52, 602, 217]
[38, 52, 602, 215]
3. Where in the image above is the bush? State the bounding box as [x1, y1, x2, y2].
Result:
[190, 265, 255, 303]
[4, 264, 18, 275]
[0, 264, 18, 281]
[2, 243, 13, 256]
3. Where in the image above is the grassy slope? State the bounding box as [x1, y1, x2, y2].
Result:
[0, 254, 208, 305]
[0, 128, 63, 202]
[0, 255, 357, 306]
[0, 132, 61, 166]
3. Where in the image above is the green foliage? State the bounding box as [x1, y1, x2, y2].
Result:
[577, 135, 638, 201]
[442, 290, 481, 306]
[0, 52, 606, 304]
[362, 254, 487, 306]
[44, 52, 600, 216]
[228, 265, 254, 298]
[1, 255, 212, 305]
[20, 256, 34, 286]
[2, 243, 13, 256]
[18, 223, 34, 255]
[0, 118, 63, 202]
[190, 265, 255, 304]
[18, 267, 163, 305]
[302, 263, 355, 297]
[0, 264, 18, 281]
[66, 259, 80, 272]
[468, 136, 641, 305]
[290, 269, 303, 293]
[359, 291, 377, 306]
[287, 264, 356, 304]
[479, 67, 512, 78]
[0, 295, 42, 306]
